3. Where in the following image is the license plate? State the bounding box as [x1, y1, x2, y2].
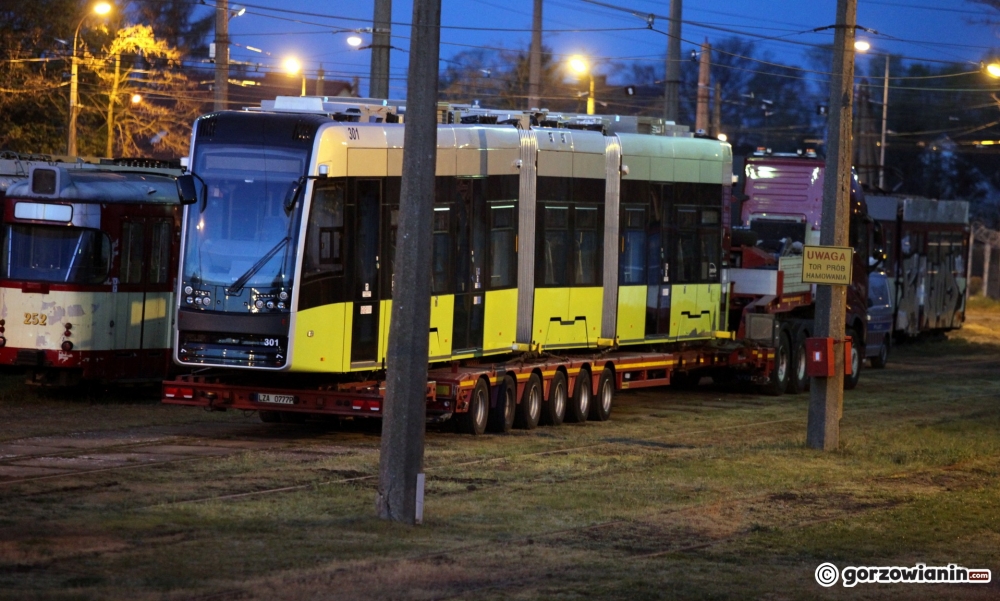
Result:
[257, 393, 295, 405]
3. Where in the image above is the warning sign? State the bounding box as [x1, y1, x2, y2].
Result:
[801, 245, 854, 285]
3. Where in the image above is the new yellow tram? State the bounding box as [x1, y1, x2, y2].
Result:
[174, 97, 732, 374]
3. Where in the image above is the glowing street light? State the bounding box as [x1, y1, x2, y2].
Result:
[347, 35, 363, 47]
[130, 93, 142, 104]
[854, 39, 871, 52]
[568, 55, 595, 115]
[283, 57, 306, 96]
[67, 1, 113, 156]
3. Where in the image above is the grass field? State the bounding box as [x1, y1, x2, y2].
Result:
[1, 308, 999, 600]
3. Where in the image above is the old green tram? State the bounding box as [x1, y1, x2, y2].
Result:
[173, 98, 731, 374]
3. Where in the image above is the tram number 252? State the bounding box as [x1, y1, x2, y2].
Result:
[24, 313, 48, 326]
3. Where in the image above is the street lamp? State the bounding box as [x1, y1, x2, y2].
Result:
[283, 57, 305, 96]
[67, 1, 112, 156]
[569, 55, 595, 115]
[855, 40, 890, 189]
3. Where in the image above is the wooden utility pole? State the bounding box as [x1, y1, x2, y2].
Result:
[695, 39, 711, 133]
[376, 0, 441, 524]
[213, 0, 228, 111]
[369, 0, 392, 98]
[663, 0, 682, 122]
[528, 0, 543, 110]
[712, 82, 722, 137]
[807, 0, 857, 451]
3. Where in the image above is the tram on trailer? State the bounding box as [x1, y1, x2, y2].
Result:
[0, 159, 187, 385]
[164, 97, 795, 431]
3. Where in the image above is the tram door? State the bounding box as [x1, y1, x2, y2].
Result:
[114, 217, 173, 378]
[451, 178, 488, 353]
[351, 180, 381, 365]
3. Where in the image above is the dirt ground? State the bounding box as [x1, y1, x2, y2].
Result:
[1, 308, 999, 600]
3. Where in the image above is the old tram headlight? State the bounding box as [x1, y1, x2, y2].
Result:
[61, 340, 73, 352]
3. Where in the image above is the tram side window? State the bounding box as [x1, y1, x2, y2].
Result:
[575, 206, 600, 286]
[620, 207, 646, 285]
[673, 208, 699, 283]
[432, 207, 452, 294]
[299, 180, 346, 310]
[2, 225, 110, 284]
[490, 204, 516, 288]
[149, 222, 172, 284]
[699, 209, 720, 280]
[540, 206, 570, 286]
[121, 222, 145, 284]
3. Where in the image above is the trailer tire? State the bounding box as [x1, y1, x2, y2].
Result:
[457, 378, 489, 435]
[515, 374, 542, 430]
[787, 330, 810, 394]
[488, 375, 517, 434]
[844, 327, 862, 390]
[763, 330, 790, 396]
[589, 367, 614, 422]
[259, 410, 281, 423]
[870, 336, 889, 369]
[566, 368, 592, 423]
[541, 371, 567, 426]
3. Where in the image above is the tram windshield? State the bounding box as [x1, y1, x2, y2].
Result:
[183, 144, 307, 290]
[1, 224, 111, 284]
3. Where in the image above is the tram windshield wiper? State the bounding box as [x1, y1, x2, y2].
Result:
[226, 236, 290, 296]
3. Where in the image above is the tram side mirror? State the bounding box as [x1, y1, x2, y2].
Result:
[283, 176, 305, 214]
[176, 174, 199, 206]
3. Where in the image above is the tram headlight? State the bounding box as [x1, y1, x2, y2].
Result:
[186, 296, 194, 304]
[203, 293, 211, 303]
[266, 300, 275, 310]
[184, 285, 193, 295]
[194, 297, 203, 305]
[277, 302, 286, 310]
[254, 300, 264, 309]
[61, 341, 73, 352]
[278, 290, 289, 301]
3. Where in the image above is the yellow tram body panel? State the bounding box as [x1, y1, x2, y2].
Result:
[482, 288, 518, 354]
[428, 294, 456, 361]
[616, 285, 647, 344]
[532, 287, 602, 350]
[290, 302, 350, 372]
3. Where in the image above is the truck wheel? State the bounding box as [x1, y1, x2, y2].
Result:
[870, 336, 889, 369]
[566, 368, 591, 423]
[763, 330, 790, 396]
[844, 328, 862, 390]
[487, 375, 516, 433]
[515, 374, 542, 430]
[589, 367, 614, 422]
[259, 410, 281, 423]
[457, 378, 489, 435]
[541, 371, 567, 426]
[787, 330, 810, 394]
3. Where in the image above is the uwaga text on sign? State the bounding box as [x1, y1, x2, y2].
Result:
[801, 245, 854, 285]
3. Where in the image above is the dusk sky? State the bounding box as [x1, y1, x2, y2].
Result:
[198, 0, 1000, 97]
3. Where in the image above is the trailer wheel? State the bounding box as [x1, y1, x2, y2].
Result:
[763, 330, 790, 396]
[259, 410, 281, 423]
[541, 371, 567, 426]
[844, 327, 862, 390]
[515, 374, 543, 430]
[870, 336, 889, 369]
[457, 378, 489, 435]
[566, 368, 592, 423]
[589, 367, 614, 422]
[787, 330, 810, 394]
[487, 375, 517, 434]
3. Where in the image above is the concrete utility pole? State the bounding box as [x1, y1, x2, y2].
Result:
[807, 0, 857, 452]
[695, 39, 711, 132]
[663, 0, 682, 122]
[369, 0, 392, 98]
[214, 0, 229, 111]
[376, 0, 441, 524]
[528, 0, 543, 110]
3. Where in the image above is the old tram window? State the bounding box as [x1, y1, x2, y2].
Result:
[149, 221, 172, 284]
[121, 221, 145, 284]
